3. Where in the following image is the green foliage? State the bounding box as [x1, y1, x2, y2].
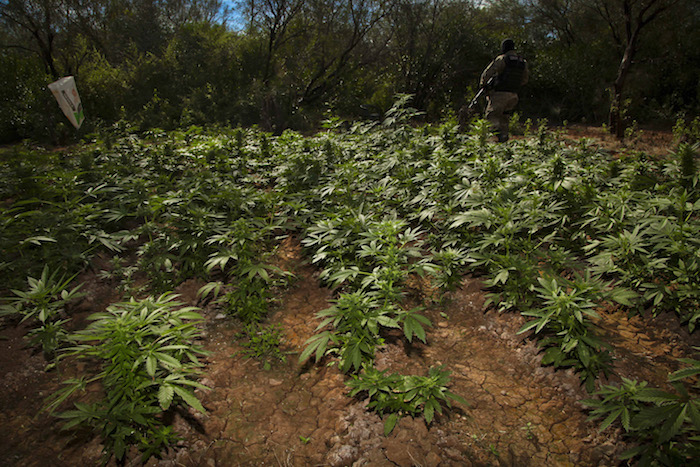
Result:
[46, 294, 208, 464]
[300, 291, 395, 373]
[0, 147, 135, 289]
[382, 95, 424, 128]
[673, 117, 700, 146]
[347, 365, 468, 435]
[0, 53, 55, 143]
[206, 218, 293, 323]
[1, 0, 699, 137]
[1, 104, 699, 457]
[583, 378, 649, 433]
[429, 247, 469, 294]
[221, 281, 271, 324]
[299, 290, 432, 374]
[518, 274, 614, 392]
[675, 143, 699, 191]
[583, 184, 700, 330]
[397, 306, 432, 344]
[97, 256, 142, 298]
[468, 119, 493, 150]
[236, 322, 287, 370]
[0, 265, 82, 358]
[583, 351, 700, 465]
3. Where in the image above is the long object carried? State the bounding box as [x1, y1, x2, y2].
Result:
[48, 76, 85, 129]
[468, 76, 497, 111]
[459, 77, 495, 129]
[468, 87, 487, 111]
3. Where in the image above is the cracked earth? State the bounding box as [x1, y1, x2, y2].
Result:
[1, 236, 698, 466]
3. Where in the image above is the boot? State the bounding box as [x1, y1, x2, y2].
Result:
[495, 131, 509, 143]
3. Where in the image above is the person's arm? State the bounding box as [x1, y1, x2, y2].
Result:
[480, 55, 505, 88]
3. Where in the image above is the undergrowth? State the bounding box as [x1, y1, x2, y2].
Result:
[0, 101, 698, 463]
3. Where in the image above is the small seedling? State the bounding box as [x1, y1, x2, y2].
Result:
[520, 422, 534, 440]
[236, 322, 287, 369]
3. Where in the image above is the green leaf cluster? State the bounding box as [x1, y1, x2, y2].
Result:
[583, 352, 700, 465]
[46, 293, 208, 463]
[300, 291, 430, 373]
[347, 365, 468, 435]
[518, 274, 614, 392]
[236, 322, 287, 370]
[205, 217, 292, 323]
[0, 265, 83, 358]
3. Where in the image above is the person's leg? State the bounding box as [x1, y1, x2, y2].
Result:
[485, 94, 506, 140]
[497, 93, 519, 142]
[497, 112, 510, 142]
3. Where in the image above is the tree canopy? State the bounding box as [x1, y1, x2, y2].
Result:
[1, 0, 698, 142]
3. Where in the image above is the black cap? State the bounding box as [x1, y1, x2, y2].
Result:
[501, 39, 515, 53]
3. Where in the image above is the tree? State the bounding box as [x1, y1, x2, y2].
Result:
[237, 0, 398, 130]
[387, 0, 485, 114]
[0, 0, 224, 76]
[65, 0, 224, 62]
[589, 0, 685, 138]
[524, 0, 580, 45]
[243, 0, 305, 83]
[0, 0, 68, 78]
[294, 0, 397, 107]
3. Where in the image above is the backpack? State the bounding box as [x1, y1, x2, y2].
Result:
[494, 54, 526, 93]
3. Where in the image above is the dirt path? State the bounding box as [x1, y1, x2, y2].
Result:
[155, 240, 622, 466]
[1, 237, 696, 466]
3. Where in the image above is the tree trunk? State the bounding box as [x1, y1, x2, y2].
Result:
[609, 27, 638, 139]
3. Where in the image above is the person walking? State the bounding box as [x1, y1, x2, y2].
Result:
[479, 39, 529, 142]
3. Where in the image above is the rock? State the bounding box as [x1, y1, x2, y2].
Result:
[425, 451, 442, 467]
[327, 444, 358, 467]
[591, 441, 617, 459]
[360, 450, 393, 466]
[444, 447, 463, 460]
[550, 422, 570, 440]
[383, 438, 416, 466]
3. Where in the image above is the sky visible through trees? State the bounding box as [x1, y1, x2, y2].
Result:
[0, 0, 698, 142]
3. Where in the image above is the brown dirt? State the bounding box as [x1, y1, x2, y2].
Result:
[0, 127, 696, 467]
[1, 235, 698, 467]
[558, 124, 678, 158]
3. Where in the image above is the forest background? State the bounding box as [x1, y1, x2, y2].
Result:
[1, 0, 699, 144]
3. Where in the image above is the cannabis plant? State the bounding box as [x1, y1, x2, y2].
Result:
[347, 365, 468, 435]
[429, 247, 469, 293]
[47, 294, 208, 464]
[236, 322, 287, 370]
[300, 291, 394, 373]
[518, 275, 613, 392]
[0, 265, 82, 359]
[583, 354, 700, 465]
[300, 281, 432, 374]
[676, 143, 699, 191]
[205, 218, 291, 323]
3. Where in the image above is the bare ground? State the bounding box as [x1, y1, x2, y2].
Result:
[1, 234, 698, 467]
[1, 127, 697, 466]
